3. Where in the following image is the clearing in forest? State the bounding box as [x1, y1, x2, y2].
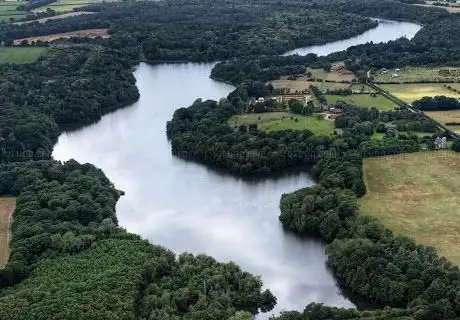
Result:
[14, 28, 110, 44]
[0, 47, 47, 64]
[229, 112, 334, 136]
[0, 197, 16, 266]
[381, 83, 460, 103]
[270, 79, 350, 93]
[360, 152, 460, 265]
[325, 94, 396, 111]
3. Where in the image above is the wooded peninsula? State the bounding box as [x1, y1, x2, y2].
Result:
[1, 0, 460, 319]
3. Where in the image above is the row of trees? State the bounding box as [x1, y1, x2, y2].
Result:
[413, 96, 460, 111]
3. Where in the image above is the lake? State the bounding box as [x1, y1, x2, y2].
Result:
[53, 20, 421, 316]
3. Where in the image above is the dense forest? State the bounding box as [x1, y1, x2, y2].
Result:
[1, 0, 460, 318]
[0, 160, 275, 319]
[0, 46, 138, 162]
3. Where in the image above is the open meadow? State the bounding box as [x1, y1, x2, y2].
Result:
[0, 197, 16, 266]
[375, 66, 460, 83]
[229, 112, 334, 136]
[32, 0, 97, 12]
[325, 93, 396, 111]
[0, 2, 26, 22]
[381, 83, 460, 103]
[0, 47, 47, 64]
[425, 110, 460, 134]
[360, 152, 460, 265]
[270, 79, 350, 93]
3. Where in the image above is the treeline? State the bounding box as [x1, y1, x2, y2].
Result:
[0, 160, 275, 319]
[413, 95, 460, 111]
[0, 46, 139, 162]
[279, 171, 460, 318]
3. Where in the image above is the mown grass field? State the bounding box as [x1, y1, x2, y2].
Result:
[308, 67, 356, 82]
[326, 94, 396, 111]
[381, 83, 460, 103]
[0, 197, 16, 266]
[229, 112, 334, 136]
[270, 79, 350, 93]
[425, 110, 460, 134]
[375, 66, 460, 83]
[360, 152, 460, 265]
[32, 0, 97, 12]
[0, 47, 47, 64]
[0, 2, 26, 22]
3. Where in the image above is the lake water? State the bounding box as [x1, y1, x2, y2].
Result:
[283, 19, 421, 56]
[53, 20, 421, 316]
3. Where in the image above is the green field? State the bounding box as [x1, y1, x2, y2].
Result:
[374, 66, 460, 83]
[0, 47, 47, 64]
[229, 112, 334, 136]
[32, 0, 96, 12]
[325, 94, 396, 111]
[381, 83, 460, 103]
[0, 2, 26, 22]
[360, 152, 460, 265]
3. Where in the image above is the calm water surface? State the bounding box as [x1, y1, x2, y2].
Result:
[53, 20, 420, 315]
[284, 20, 421, 56]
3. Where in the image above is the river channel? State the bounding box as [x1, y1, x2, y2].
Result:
[53, 20, 421, 315]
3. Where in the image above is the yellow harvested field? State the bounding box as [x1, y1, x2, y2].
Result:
[13, 11, 95, 25]
[0, 197, 15, 266]
[360, 152, 460, 265]
[381, 83, 460, 103]
[425, 110, 460, 124]
[14, 28, 109, 44]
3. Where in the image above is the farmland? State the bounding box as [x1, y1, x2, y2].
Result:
[270, 79, 350, 93]
[325, 93, 396, 111]
[374, 66, 460, 83]
[14, 28, 109, 44]
[381, 83, 460, 103]
[13, 11, 94, 25]
[0, 47, 47, 64]
[0, 2, 26, 22]
[360, 152, 460, 265]
[229, 112, 334, 136]
[31, 0, 97, 12]
[0, 197, 16, 266]
[425, 110, 460, 134]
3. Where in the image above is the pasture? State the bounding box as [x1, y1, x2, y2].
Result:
[325, 93, 396, 111]
[374, 66, 460, 83]
[270, 79, 350, 93]
[32, 0, 97, 12]
[360, 152, 460, 265]
[381, 83, 460, 103]
[229, 112, 334, 136]
[0, 47, 47, 64]
[0, 197, 16, 266]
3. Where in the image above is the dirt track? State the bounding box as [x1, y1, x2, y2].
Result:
[0, 197, 16, 266]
